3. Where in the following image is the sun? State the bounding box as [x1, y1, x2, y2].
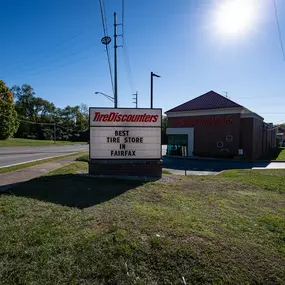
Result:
[212, 0, 258, 37]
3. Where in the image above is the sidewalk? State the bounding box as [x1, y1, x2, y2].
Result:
[163, 155, 285, 163]
[0, 155, 80, 191]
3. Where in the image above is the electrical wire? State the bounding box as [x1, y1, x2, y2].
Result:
[273, 0, 285, 61]
[3, 44, 96, 81]
[122, 0, 124, 38]
[1, 28, 95, 78]
[0, 113, 88, 132]
[99, 0, 114, 95]
[4, 54, 93, 81]
[121, 0, 136, 94]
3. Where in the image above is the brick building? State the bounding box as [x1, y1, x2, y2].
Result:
[165, 91, 276, 159]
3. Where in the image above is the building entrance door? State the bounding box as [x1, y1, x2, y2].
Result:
[167, 134, 188, 156]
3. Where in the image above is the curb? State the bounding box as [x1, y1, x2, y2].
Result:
[0, 152, 81, 169]
[163, 155, 285, 163]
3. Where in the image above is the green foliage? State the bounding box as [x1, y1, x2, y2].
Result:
[161, 115, 168, 144]
[75, 155, 89, 162]
[0, 80, 19, 139]
[8, 83, 89, 141]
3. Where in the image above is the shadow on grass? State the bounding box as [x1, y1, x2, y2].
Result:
[261, 147, 283, 160]
[162, 156, 271, 172]
[1, 174, 147, 209]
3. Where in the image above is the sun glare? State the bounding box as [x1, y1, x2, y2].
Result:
[212, 0, 258, 37]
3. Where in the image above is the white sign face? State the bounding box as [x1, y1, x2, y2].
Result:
[89, 108, 162, 159]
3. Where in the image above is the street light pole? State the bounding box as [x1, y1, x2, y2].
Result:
[95, 92, 114, 103]
[54, 122, 56, 143]
[150, 72, 160, 109]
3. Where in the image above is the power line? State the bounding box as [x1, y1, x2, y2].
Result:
[1, 29, 96, 78]
[122, 0, 125, 38]
[4, 54, 93, 82]
[102, 0, 109, 35]
[0, 113, 53, 125]
[99, 0, 114, 95]
[0, 113, 88, 132]
[273, 0, 285, 61]
[121, 0, 135, 94]
[3, 44, 96, 80]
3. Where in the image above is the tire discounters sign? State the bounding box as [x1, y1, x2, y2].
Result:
[89, 108, 162, 159]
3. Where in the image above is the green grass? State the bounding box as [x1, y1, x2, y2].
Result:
[219, 169, 285, 193]
[75, 154, 89, 162]
[0, 152, 88, 174]
[277, 147, 285, 160]
[162, 169, 172, 175]
[0, 138, 87, 147]
[0, 163, 285, 284]
[261, 147, 285, 161]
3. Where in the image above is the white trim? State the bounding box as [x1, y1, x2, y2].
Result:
[240, 109, 264, 121]
[166, 107, 264, 122]
[165, 107, 243, 117]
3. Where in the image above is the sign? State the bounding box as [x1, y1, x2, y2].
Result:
[89, 108, 162, 159]
[169, 116, 233, 128]
[238, 149, 244, 155]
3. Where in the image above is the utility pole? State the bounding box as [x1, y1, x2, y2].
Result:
[53, 122, 56, 143]
[114, 12, 118, 108]
[133, 91, 138, 108]
[150, 72, 160, 109]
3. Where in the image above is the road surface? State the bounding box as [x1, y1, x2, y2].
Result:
[0, 145, 88, 168]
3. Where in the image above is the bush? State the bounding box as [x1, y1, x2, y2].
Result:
[0, 81, 19, 139]
[76, 155, 89, 162]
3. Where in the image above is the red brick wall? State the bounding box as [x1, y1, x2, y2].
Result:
[168, 114, 240, 156]
[239, 118, 275, 159]
[252, 118, 263, 159]
[240, 118, 253, 159]
[262, 124, 276, 157]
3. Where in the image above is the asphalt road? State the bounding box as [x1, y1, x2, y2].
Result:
[0, 145, 88, 168]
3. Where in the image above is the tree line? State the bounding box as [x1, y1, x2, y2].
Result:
[0, 80, 88, 141]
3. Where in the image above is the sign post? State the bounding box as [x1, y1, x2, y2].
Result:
[89, 108, 162, 178]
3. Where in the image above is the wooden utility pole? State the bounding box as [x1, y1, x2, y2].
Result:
[114, 12, 118, 108]
[133, 91, 138, 108]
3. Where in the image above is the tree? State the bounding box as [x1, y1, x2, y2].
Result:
[10, 83, 89, 141]
[11, 84, 57, 139]
[161, 115, 168, 144]
[0, 80, 19, 139]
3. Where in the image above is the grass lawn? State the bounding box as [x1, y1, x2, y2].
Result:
[0, 163, 285, 284]
[277, 147, 285, 160]
[261, 147, 285, 161]
[0, 138, 86, 147]
[0, 152, 88, 174]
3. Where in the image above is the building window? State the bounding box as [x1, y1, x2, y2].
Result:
[167, 134, 188, 156]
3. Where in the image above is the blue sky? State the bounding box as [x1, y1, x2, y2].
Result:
[1, 0, 285, 123]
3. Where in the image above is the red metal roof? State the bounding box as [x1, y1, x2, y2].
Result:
[166, 91, 243, 113]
